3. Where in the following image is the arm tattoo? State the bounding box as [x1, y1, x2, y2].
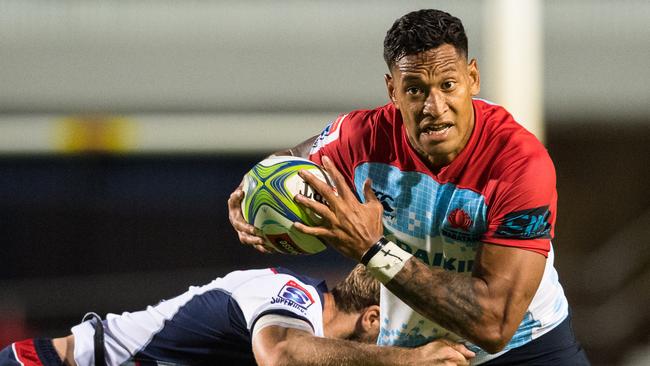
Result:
[386, 257, 483, 339]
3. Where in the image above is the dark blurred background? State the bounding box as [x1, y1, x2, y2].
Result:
[1, 1, 648, 365]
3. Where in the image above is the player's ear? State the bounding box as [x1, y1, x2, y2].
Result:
[360, 305, 381, 337]
[467, 59, 480, 96]
[384, 73, 399, 108]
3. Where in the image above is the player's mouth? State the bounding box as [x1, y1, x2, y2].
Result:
[420, 123, 454, 142]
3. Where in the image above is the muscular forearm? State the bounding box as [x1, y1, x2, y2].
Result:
[383, 248, 543, 354]
[254, 327, 449, 366]
[274, 336, 417, 366]
[386, 258, 494, 348]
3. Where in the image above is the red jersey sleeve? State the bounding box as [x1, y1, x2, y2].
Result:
[482, 142, 557, 257]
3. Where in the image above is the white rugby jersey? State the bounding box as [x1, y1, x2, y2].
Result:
[71, 268, 327, 366]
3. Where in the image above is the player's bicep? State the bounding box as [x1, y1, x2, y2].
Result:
[252, 318, 313, 366]
[252, 313, 314, 339]
[473, 242, 546, 337]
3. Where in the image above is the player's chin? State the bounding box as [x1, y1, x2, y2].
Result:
[421, 141, 457, 159]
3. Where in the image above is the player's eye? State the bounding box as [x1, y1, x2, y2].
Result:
[406, 86, 423, 95]
[441, 81, 456, 90]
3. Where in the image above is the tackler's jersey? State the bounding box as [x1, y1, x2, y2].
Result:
[71, 268, 327, 366]
[309, 99, 569, 364]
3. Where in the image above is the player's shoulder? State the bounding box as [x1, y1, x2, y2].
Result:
[228, 267, 327, 330]
[217, 268, 276, 286]
[473, 99, 554, 175]
[272, 267, 328, 292]
[475, 99, 550, 157]
[221, 267, 326, 298]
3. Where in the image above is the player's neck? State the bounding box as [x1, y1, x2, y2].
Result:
[321, 292, 337, 336]
[321, 292, 357, 339]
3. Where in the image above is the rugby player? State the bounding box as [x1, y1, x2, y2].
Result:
[0, 265, 473, 365]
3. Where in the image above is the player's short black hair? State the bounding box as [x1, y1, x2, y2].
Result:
[331, 264, 380, 313]
[383, 9, 468, 70]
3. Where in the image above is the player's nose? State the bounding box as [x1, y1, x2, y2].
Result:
[423, 89, 448, 118]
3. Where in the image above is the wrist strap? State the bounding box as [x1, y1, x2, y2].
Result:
[362, 237, 412, 284]
[360, 237, 390, 265]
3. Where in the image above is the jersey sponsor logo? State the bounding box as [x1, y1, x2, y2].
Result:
[392, 239, 474, 273]
[447, 208, 472, 230]
[441, 208, 481, 242]
[495, 206, 552, 239]
[441, 229, 481, 242]
[372, 188, 396, 221]
[271, 280, 315, 311]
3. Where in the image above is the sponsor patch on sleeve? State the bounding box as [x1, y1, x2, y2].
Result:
[495, 206, 552, 239]
[270, 280, 315, 312]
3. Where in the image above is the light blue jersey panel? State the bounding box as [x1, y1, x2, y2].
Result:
[354, 162, 568, 364]
[354, 162, 486, 271]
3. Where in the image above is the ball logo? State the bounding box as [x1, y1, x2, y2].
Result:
[299, 181, 325, 204]
[266, 233, 305, 255]
[448, 208, 472, 231]
[278, 280, 315, 310]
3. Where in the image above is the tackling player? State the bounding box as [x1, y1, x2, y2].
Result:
[228, 9, 590, 365]
[0, 265, 474, 366]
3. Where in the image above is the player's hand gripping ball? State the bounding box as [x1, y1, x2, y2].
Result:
[241, 156, 334, 254]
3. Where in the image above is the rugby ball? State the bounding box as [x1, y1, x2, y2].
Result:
[241, 156, 334, 255]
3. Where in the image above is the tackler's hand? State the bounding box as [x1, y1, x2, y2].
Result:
[412, 339, 475, 366]
[293, 156, 384, 261]
[227, 182, 274, 254]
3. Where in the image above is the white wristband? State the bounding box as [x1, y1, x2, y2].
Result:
[364, 239, 412, 284]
